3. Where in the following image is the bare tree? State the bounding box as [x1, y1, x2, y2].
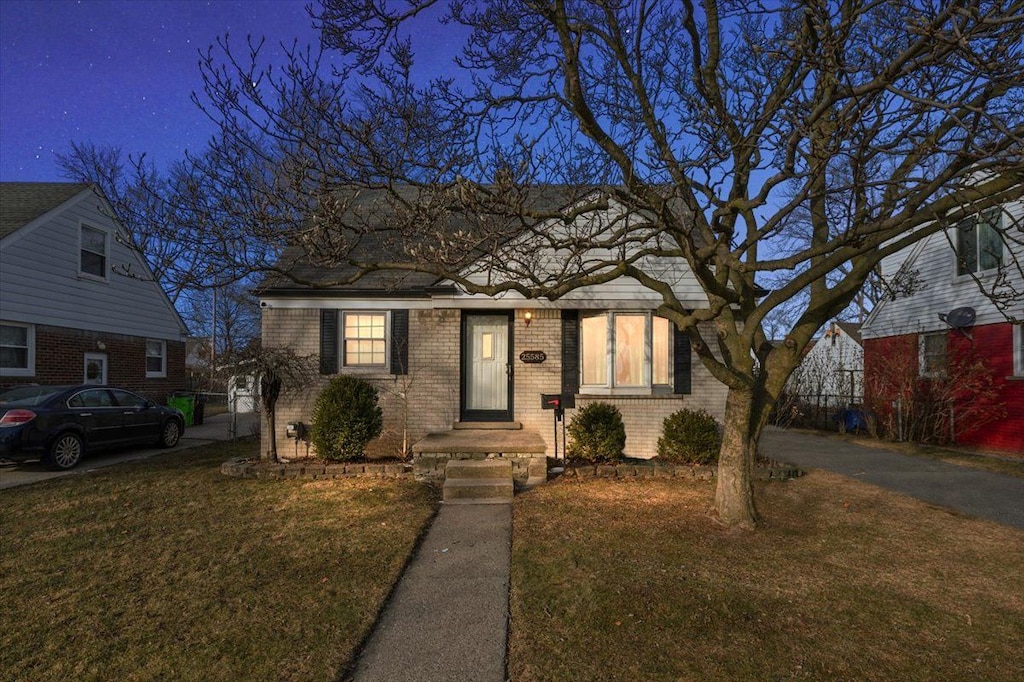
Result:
[179, 1, 1023, 527]
[218, 345, 318, 462]
[182, 278, 262, 357]
[57, 142, 211, 303]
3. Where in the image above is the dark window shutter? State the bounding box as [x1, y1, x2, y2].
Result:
[673, 326, 692, 395]
[390, 309, 409, 375]
[561, 310, 579, 408]
[320, 309, 338, 375]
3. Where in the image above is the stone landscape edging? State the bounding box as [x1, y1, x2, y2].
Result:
[221, 457, 803, 482]
[559, 461, 804, 481]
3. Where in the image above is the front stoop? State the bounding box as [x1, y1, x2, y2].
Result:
[443, 459, 514, 505]
[412, 428, 548, 489]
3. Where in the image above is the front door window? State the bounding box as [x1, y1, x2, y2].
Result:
[84, 352, 108, 385]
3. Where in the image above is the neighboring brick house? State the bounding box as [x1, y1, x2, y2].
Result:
[0, 183, 189, 402]
[259, 191, 728, 465]
[861, 198, 1023, 454]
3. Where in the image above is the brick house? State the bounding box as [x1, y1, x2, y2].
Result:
[0, 183, 189, 401]
[259, 190, 728, 479]
[861, 197, 1023, 454]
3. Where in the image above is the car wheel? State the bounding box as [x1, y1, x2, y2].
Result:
[160, 420, 182, 448]
[46, 432, 84, 471]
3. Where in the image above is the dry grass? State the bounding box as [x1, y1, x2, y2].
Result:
[509, 474, 1024, 681]
[0, 440, 439, 681]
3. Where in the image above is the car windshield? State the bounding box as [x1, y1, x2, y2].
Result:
[0, 385, 66, 406]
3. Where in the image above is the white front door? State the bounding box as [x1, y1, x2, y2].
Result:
[84, 352, 108, 385]
[463, 314, 512, 420]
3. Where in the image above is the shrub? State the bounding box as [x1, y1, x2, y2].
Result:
[657, 408, 722, 464]
[310, 375, 383, 461]
[567, 402, 626, 461]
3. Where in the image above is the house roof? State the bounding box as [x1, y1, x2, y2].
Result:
[259, 184, 606, 295]
[834, 321, 863, 345]
[0, 182, 91, 239]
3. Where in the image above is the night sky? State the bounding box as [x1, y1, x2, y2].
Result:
[0, 0, 462, 182]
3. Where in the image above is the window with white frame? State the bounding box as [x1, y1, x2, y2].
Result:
[919, 332, 947, 377]
[580, 312, 671, 391]
[343, 312, 387, 368]
[0, 322, 35, 376]
[80, 225, 108, 279]
[956, 210, 1003, 276]
[146, 339, 166, 378]
[1014, 325, 1023, 378]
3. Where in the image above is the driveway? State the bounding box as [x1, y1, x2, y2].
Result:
[761, 427, 1024, 530]
[0, 412, 260, 490]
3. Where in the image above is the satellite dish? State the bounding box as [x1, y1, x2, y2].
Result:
[939, 306, 976, 329]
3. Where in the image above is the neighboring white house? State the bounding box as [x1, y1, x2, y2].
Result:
[0, 182, 189, 400]
[787, 320, 864, 407]
[228, 374, 259, 413]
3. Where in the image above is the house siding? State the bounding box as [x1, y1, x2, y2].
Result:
[864, 323, 1023, 454]
[262, 305, 728, 461]
[862, 199, 1023, 340]
[0, 323, 186, 402]
[0, 189, 185, 341]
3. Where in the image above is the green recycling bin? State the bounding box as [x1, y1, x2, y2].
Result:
[168, 393, 195, 427]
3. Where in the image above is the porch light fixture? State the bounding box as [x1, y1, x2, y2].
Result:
[523, 310, 533, 327]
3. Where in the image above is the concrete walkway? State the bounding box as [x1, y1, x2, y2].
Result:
[761, 427, 1024, 529]
[351, 504, 511, 682]
[0, 412, 259, 490]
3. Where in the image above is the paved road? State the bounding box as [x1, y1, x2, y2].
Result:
[0, 412, 260, 490]
[761, 427, 1024, 529]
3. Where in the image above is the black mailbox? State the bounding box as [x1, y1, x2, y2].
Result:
[541, 394, 561, 410]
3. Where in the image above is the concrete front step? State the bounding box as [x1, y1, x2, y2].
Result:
[443, 459, 513, 504]
[446, 459, 514, 479]
[452, 421, 523, 430]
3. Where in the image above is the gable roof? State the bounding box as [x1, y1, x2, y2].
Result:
[258, 184, 600, 295]
[834, 321, 862, 345]
[0, 182, 91, 239]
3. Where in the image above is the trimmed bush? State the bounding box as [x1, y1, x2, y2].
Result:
[310, 375, 383, 461]
[657, 408, 722, 464]
[567, 402, 626, 462]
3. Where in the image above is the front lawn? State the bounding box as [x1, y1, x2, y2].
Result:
[510, 473, 1024, 681]
[0, 440, 439, 681]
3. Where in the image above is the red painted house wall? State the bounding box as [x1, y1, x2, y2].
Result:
[864, 323, 1023, 454]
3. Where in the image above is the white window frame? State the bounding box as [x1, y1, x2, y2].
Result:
[0, 321, 35, 377]
[954, 209, 1003, 278]
[145, 339, 167, 378]
[579, 311, 672, 395]
[341, 311, 390, 370]
[1013, 324, 1023, 378]
[79, 223, 109, 281]
[919, 332, 947, 378]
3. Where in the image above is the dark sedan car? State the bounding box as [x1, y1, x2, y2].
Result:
[0, 385, 185, 470]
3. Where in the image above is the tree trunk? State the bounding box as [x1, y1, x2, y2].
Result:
[713, 387, 765, 529]
[264, 404, 278, 463]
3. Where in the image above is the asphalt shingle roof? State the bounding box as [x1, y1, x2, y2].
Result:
[0, 182, 91, 239]
[259, 185, 594, 294]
